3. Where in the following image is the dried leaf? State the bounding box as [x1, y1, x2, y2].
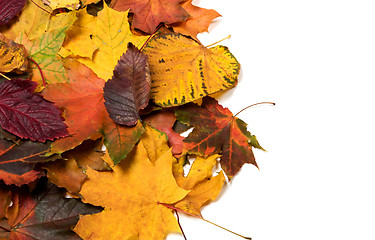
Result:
[143, 33, 240, 106]
[0, 79, 68, 142]
[176, 96, 263, 180]
[0, 34, 28, 73]
[104, 43, 151, 126]
[110, 0, 189, 34]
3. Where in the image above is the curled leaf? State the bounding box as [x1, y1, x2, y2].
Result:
[0, 34, 28, 73]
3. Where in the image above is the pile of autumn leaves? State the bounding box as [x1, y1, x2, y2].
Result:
[0, 0, 264, 239]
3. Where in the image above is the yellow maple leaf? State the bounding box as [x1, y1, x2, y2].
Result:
[74, 139, 189, 239]
[60, 9, 97, 59]
[173, 154, 226, 215]
[143, 33, 240, 107]
[77, 2, 149, 80]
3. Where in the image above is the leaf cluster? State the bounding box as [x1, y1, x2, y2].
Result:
[0, 0, 265, 239]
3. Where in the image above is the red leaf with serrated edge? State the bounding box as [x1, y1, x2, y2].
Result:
[3, 180, 102, 239]
[0, 0, 27, 25]
[110, 0, 189, 34]
[104, 43, 151, 126]
[0, 137, 50, 186]
[0, 79, 68, 142]
[175, 96, 263, 180]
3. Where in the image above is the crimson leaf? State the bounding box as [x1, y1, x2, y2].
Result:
[0, 79, 68, 142]
[0, 0, 27, 25]
[175, 96, 264, 180]
[103, 43, 151, 126]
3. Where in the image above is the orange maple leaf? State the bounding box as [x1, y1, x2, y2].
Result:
[110, 0, 190, 34]
[171, 0, 221, 40]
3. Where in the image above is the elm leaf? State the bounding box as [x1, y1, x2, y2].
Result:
[0, 79, 68, 142]
[104, 43, 151, 126]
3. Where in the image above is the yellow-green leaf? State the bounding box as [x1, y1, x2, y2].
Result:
[143, 33, 240, 107]
[17, 14, 76, 85]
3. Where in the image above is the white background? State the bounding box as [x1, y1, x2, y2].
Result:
[168, 0, 375, 239]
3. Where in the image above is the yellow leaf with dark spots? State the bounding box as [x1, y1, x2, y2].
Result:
[0, 34, 28, 73]
[143, 33, 240, 107]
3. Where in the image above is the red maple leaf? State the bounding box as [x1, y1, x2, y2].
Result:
[175, 96, 264, 180]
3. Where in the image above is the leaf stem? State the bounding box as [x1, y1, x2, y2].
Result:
[30, 0, 52, 14]
[0, 73, 11, 80]
[158, 202, 251, 239]
[234, 102, 276, 117]
[29, 58, 46, 87]
[0, 225, 10, 232]
[175, 210, 187, 240]
[140, 23, 163, 51]
[205, 35, 231, 48]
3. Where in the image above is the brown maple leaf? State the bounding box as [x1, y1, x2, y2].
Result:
[110, 0, 190, 34]
[175, 96, 264, 180]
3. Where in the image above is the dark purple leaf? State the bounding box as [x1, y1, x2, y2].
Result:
[0, 135, 51, 186]
[3, 179, 102, 239]
[0, 79, 68, 142]
[104, 43, 151, 126]
[0, 0, 27, 25]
